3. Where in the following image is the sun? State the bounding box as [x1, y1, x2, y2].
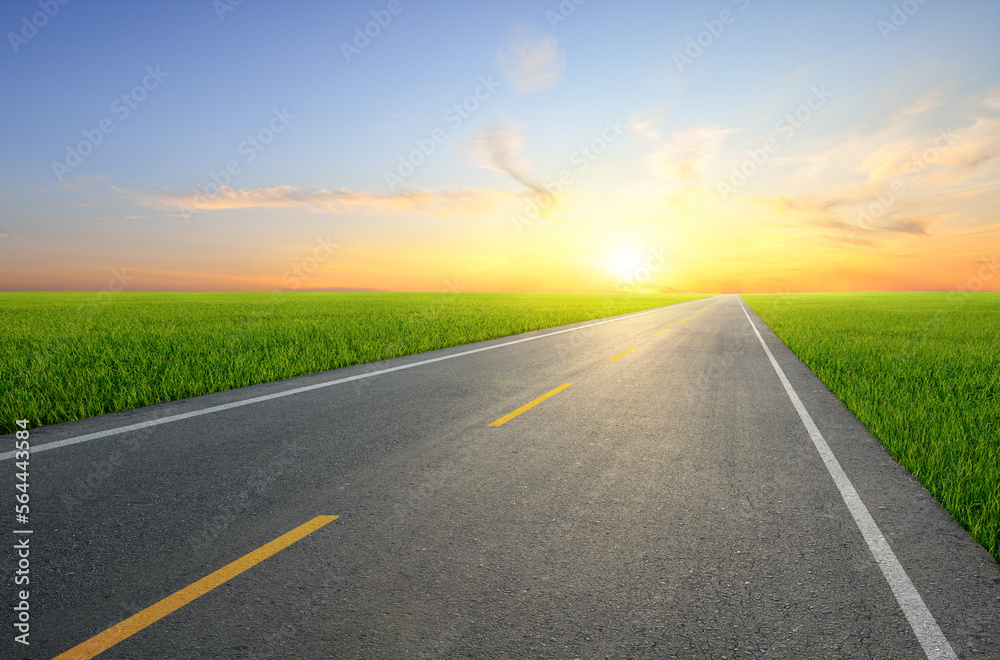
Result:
[606, 244, 645, 281]
[580, 240, 669, 292]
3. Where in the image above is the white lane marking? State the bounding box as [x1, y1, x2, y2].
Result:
[2, 298, 712, 461]
[737, 297, 957, 660]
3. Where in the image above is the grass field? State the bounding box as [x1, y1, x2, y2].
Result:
[743, 292, 1000, 563]
[0, 291, 709, 436]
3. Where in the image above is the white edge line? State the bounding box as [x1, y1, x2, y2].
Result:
[1, 297, 711, 461]
[737, 296, 957, 660]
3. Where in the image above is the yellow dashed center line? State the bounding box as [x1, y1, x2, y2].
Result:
[608, 345, 639, 362]
[54, 515, 339, 660]
[654, 328, 671, 336]
[488, 383, 573, 427]
[679, 317, 690, 323]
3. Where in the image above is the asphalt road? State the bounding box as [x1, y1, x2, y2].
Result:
[3, 294, 998, 659]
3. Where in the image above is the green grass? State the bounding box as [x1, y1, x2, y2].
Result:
[743, 292, 1000, 563]
[0, 291, 709, 436]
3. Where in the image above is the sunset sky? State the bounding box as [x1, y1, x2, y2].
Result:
[1, 0, 998, 293]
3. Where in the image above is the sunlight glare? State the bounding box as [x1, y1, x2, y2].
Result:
[607, 244, 644, 281]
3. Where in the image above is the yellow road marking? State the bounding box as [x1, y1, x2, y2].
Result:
[54, 515, 339, 660]
[680, 317, 690, 323]
[488, 383, 573, 427]
[654, 328, 671, 336]
[608, 346, 639, 361]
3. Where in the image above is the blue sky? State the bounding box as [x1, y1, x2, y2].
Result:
[2, 0, 998, 292]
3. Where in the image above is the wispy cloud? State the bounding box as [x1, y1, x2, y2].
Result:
[114, 185, 519, 217]
[57, 175, 108, 191]
[496, 27, 565, 94]
[627, 112, 664, 140]
[467, 119, 546, 196]
[892, 88, 947, 120]
[628, 115, 738, 182]
[744, 192, 959, 240]
[740, 86, 1000, 244]
[374, 112, 402, 131]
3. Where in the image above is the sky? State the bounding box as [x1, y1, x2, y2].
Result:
[1, 0, 998, 293]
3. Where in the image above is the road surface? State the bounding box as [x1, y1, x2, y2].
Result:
[3, 294, 998, 659]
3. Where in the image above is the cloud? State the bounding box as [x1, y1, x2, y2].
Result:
[627, 112, 664, 141]
[374, 112, 402, 130]
[892, 88, 947, 120]
[465, 120, 567, 219]
[735, 86, 1000, 245]
[745, 193, 946, 236]
[114, 184, 519, 217]
[643, 124, 739, 181]
[467, 119, 546, 196]
[497, 27, 564, 94]
[56, 174, 108, 191]
[626, 111, 738, 182]
[882, 217, 935, 234]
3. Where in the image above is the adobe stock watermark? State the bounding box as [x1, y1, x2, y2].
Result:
[7, 0, 70, 54]
[848, 126, 956, 238]
[178, 107, 294, 221]
[384, 75, 501, 190]
[878, 0, 929, 40]
[61, 432, 142, 515]
[222, 236, 339, 362]
[616, 246, 668, 288]
[23, 267, 136, 380]
[51, 65, 169, 183]
[340, 0, 403, 63]
[244, 570, 347, 660]
[717, 84, 832, 201]
[187, 438, 303, 553]
[281, 235, 340, 289]
[338, 274, 466, 398]
[673, 0, 750, 73]
[390, 276, 466, 351]
[959, 256, 997, 293]
[887, 256, 997, 372]
[341, 274, 465, 398]
[512, 117, 625, 234]
[550, 261, 670, 365]
[213, 0, 242, 21]
[545, 0, 586, 30]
